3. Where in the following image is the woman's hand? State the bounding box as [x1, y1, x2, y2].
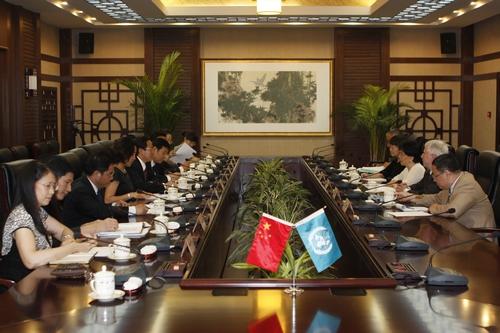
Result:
[71, 239, 96, 253]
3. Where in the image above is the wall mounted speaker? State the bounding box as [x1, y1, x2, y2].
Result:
[78, 32, 94, 54]
[440, 32, 456, 54]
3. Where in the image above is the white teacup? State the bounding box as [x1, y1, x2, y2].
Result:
[113, 235, 131, 259]
[153, 199, 165, 216]
[187, 170, 197, 178]
[154, 216, 168, 234]
[177, 178, 189, 190]
[90, 266, 115, 299]
[189, 163, 196, 169]
[167, 187, 178, 200]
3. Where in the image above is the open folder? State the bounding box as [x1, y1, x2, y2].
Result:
[96, 222, 150, 238]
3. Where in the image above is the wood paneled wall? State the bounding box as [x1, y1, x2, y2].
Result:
[145, 28, 201, 139]
[0, 0, 40, 147]
[334, 28, 389, 165]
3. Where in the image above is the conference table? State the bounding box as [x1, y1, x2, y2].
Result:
[0, 157, 498, 333]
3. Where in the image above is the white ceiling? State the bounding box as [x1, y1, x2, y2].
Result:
[5, 0, 500, 28]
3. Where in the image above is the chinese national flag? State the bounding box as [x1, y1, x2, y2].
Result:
[246, 213, 293, 272]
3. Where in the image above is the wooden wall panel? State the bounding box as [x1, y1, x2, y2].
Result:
[145, 28, 200, 139]
[20, 9, 41, 144]
[334, 28, 389, 165]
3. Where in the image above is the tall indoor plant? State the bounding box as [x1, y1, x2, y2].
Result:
[119, 51, 184, 135]
[351, 84, 409, 162]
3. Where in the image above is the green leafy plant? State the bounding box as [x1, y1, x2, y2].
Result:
[118, 51, 184, 135]
[351, 84, 410, 162]
[227, 158, 334, 279]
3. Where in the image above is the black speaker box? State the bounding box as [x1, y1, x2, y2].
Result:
[78, 32, 94, 54]
[440, 32, 456, 54]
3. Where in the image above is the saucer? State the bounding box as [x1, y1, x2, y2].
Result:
[89, 289, 125, 302]
[107, 253, 137, 262]
[150, 229, 167, 235]
[166, 221, 180, 231]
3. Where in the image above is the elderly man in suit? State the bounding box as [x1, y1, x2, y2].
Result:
[411, 153, 495, 229]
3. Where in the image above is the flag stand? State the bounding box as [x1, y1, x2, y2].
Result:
[284, 264, 303, 296]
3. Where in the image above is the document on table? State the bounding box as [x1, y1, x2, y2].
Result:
[49, 251, 95, 265]
[386, 211, 432, 217]
[170, 142, 196, 164]
[96, 222, 150, 238]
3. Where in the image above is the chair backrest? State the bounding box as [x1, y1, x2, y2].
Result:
[0, 159, 34, 224]
[57, 152, 84, 179]
[456, 145, 479, 173]
[68, 147, 89, 168]
[9, 145, 30, 161]
[474, 150, 500, 201]
[0, 148, 14, 164]
[47, 140, 60, 155]
[82, 142, 107, 156]
[29, 141, 51, 161]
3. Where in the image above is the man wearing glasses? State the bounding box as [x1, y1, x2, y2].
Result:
[410, 153, 495, 229]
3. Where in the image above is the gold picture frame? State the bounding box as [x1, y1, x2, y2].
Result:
[202, 59, 333, 136]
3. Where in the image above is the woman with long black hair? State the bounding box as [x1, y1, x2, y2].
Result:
[0, 161, 95, 282]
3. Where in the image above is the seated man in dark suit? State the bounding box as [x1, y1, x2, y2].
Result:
[411, 153, 495, 230]
[127, 136, 165, 193]
[61, 152, 122, 229]
[151, 138, 173, 183]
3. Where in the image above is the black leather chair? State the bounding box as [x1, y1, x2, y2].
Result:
[82, 142, 107, 156]
[0, 148, 14, 164]
[68, 147, 89, 168]
[456, 145, 479, 173]
[474, 150, 500, 201]
[9, 145, 30, 161]
[47, 140, 60, 155]
[29, 141, 51, 161]
[0, 159, 34, 224]
[98, 140, 113, 150]
[57, 152, 84, 179]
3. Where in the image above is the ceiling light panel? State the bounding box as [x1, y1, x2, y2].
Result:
[84, 0, 462, 24]
[85, 0, 145, 21]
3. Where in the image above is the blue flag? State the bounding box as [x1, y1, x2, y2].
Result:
[296, 208, 342, 272]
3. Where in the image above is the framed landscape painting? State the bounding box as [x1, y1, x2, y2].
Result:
[202, 60, 332, 136]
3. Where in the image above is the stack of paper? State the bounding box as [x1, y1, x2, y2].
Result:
[96, 222, 149, 238]
[170, 142, 196, 164]
[358, 166, 385, 174]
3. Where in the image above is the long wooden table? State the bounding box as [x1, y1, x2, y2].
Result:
[0, 157, 499, 333]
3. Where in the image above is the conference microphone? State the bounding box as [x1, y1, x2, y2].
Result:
[425, 229, 500, 287]
[206, 143, 229, 154]
[80, 236, 141, 255]
[311, 143, 334, 156]
[314, 145, 334, 156]
[203, 146, 226, 156]
[362, 180, 401, 192]
[138, 190, 165, 201]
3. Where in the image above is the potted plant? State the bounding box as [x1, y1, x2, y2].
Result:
[351, 84, 409, 162]
[227, 159, 335, 279]
[119, 51, 184, 135]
